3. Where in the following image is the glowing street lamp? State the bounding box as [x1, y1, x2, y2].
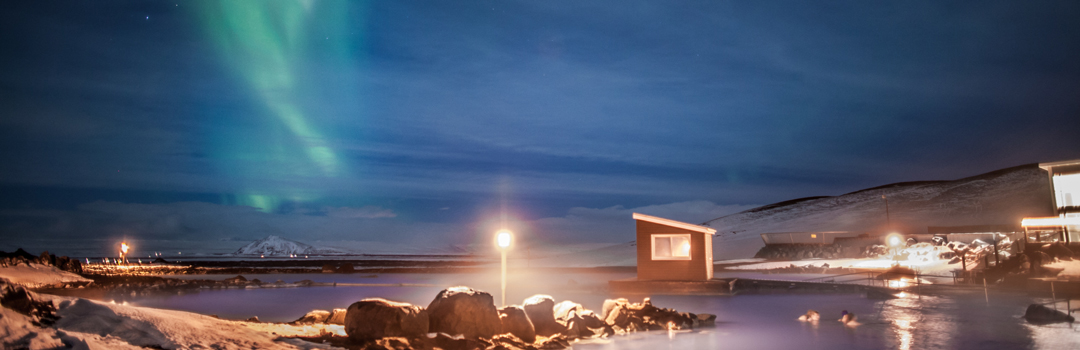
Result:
[886, 233, 903, 262]
[887, 235, 902, 248]
[120, 242, 130, 264]
[496, 230, 513, 306]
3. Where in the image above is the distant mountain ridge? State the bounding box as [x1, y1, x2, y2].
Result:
[707, 163, 1055, 259]
[233, 235, 347, 256]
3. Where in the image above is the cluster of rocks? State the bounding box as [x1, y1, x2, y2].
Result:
[292, 286, 715, 350]
[0, 249, 83, 274]
[753, 244, 866, 260]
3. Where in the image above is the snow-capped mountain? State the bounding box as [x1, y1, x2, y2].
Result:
[233, 235, 347, 256]
[707, 164, 1055, 259]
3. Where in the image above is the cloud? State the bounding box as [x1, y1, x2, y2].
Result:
[324, 206, 396, 219]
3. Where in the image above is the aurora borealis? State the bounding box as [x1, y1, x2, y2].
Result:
[2, 1, 1080, 255]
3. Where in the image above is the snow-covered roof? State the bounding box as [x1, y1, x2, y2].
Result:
[1039, 159, 1080, 174]
[632, 213, 717, 234]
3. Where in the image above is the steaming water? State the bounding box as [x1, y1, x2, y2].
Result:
[130, 272, 1080, 349]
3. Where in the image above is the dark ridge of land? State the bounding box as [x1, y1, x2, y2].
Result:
[183, 258, 491, 268]
[81, 259, 637, 276]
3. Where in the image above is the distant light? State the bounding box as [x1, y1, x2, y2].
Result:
[887, 233, 903, 247]
[497, 230, 512, 249]
[120, 242, 129, 255]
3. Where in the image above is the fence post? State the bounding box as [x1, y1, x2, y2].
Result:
[1051, 282, 1057, 311]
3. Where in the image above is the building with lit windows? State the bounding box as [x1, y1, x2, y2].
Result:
[1021, 159, 1080, 243]
[632, 213, 716, 281]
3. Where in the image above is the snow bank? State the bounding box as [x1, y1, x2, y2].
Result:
[0, 263, 91, 288]
[2, 291, 336, 349]
[0, 305, 66, 349]
[1045, 260, 1080, 277]
[727, 256, 961, 276]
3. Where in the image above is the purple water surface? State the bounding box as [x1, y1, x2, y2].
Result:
[130, 272, 1079, 349]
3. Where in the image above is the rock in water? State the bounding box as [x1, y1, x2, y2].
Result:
[345, 298, 429, 341]
[695, 313, 717, 328]
[602, 298, 628, 321]
[326, 308, 348, 325]
[522, 294, 563, 337]
[426, 287, 501, 339]
[292, 310, 330, 324]
[498, 305, 536, 343]
[1024, 304, 1075, 324]
[553, 300, 599, 338]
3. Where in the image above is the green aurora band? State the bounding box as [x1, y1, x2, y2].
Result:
[196, 1, 365, 212]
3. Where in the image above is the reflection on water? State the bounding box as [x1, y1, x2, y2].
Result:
[134, 272, 1080, 349]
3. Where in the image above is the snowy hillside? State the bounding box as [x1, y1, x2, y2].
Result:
[706, 164, 1054, 259]
[233, 235, 347, 256]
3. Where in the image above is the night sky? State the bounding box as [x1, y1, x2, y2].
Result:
[2, 1, 1079, 255]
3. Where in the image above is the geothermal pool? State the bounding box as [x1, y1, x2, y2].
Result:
[129, 272, 1079, 349]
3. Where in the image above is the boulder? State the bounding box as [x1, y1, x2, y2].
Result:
[498, 306, 536, 343]
[345, 298, 429, 341]
[603, 300, 631, 329]
[553, 301, 605, 338]
[694, 313, 717, 328]
[522, 294, 563, 337]
[1024, 304, 1075, 324]
[426, 287, 501, 339]
[292, 309, 331, 324]
[327, 308, 348, 325]
[601, 298, 627, 321]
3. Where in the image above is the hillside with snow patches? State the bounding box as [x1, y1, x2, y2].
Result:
[233, 235, 346, 256]
[705, 163, 1054, 259]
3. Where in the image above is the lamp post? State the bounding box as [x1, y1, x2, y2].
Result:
[120, 242, 129, 265]
[496, 230, 512, 307]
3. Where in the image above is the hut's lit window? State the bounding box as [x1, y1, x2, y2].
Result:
[652, 234, 691, 260]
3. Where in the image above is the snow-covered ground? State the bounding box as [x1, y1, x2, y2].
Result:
[1045, 260, 1080, 277]
[726, 243, 962, 277]
[706, 164, 1051, 259]
[1, 287, 338, 349]
[725, 257, 960, 276]
[0, 263, 91, 288]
